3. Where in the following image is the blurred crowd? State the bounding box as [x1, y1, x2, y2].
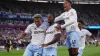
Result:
[78, 6, 100, 26]
[0, 2, 100, 25]
[0, 20, 30, 26]
[0, 28, 24, 40]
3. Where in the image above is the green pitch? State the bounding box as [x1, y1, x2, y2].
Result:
[0, 45, 100, 56]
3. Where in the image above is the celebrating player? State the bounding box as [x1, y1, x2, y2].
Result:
[54, 0, 80, 56]
[40, 14, 62, 56]
[14, 14, 47, 56]
[78, 20, 92, 56]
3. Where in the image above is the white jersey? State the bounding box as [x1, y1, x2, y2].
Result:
[55, 8, 79, 32]
[79, 29, 92, 49]
[44, 24, 61, 48]
[25, 23, 47, 45]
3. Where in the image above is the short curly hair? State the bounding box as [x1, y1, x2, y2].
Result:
[78, 20, 85, 25]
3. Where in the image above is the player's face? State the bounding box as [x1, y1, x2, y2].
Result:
[48, 16, 54, 23]
[78, 23, 83, 28]
[63, 1, 71, 11]
[34, 18, 42, 27]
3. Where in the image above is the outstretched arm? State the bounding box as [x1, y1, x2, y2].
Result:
[61, 18, 74, 28]
[15, 25, 31, 40]
[15, 32, 27, 40]
[61, 11, 77, 28]
[55, 14, 76, 30]
[54, 13, 65, 22]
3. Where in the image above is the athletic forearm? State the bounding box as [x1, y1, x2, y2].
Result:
[54, 13, 65, 22]
[15, 33, 27, 40]
[61, 19, 74, 28]
[55, 16, 62, 22]
[47, 33, 62, 45]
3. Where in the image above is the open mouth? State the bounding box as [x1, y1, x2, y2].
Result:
[64, 6, 66, 8]
[64, 6, 67, 9]
[64, 7, 66, 9]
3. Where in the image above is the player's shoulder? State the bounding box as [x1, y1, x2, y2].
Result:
[40, 23, 48, 30]
[70, 8, 76, 12]
[82, 29, 89, 32]
[41, 22, 48, 27]
[68, 8, 77, 16]
[27, 23, 36, 27]
[41, 23, 48, 29]
[68, 8, 77, 14]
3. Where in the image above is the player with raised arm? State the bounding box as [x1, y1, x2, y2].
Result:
[14, 14, 47, 56]
[78, 20, 92, 56]
[54, 0, 80, 56]
[40, 14, 62, 56]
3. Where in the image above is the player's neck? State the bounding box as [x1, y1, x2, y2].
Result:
[66, 7, 72, 12]
[49, 22, 54, 26]
[79, 27, 82, 30]
[36, 24, 41, 27]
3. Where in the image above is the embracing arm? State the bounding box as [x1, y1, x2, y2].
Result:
[61, 18, 74, 28]
[47, 33, 62, 45]
[61, 11, 77, 28]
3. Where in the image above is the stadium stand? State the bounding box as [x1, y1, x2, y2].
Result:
[0, 2, 100, 25]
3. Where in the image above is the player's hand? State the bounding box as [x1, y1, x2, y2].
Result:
[55, 24, 62, 31]
[14, 37, 20, 41]
[40, 44, 48, 47]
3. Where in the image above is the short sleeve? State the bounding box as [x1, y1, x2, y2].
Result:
[86, 30, 92, 36]
[25, 25, 32, 34]
[69, 9, 77, 21]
